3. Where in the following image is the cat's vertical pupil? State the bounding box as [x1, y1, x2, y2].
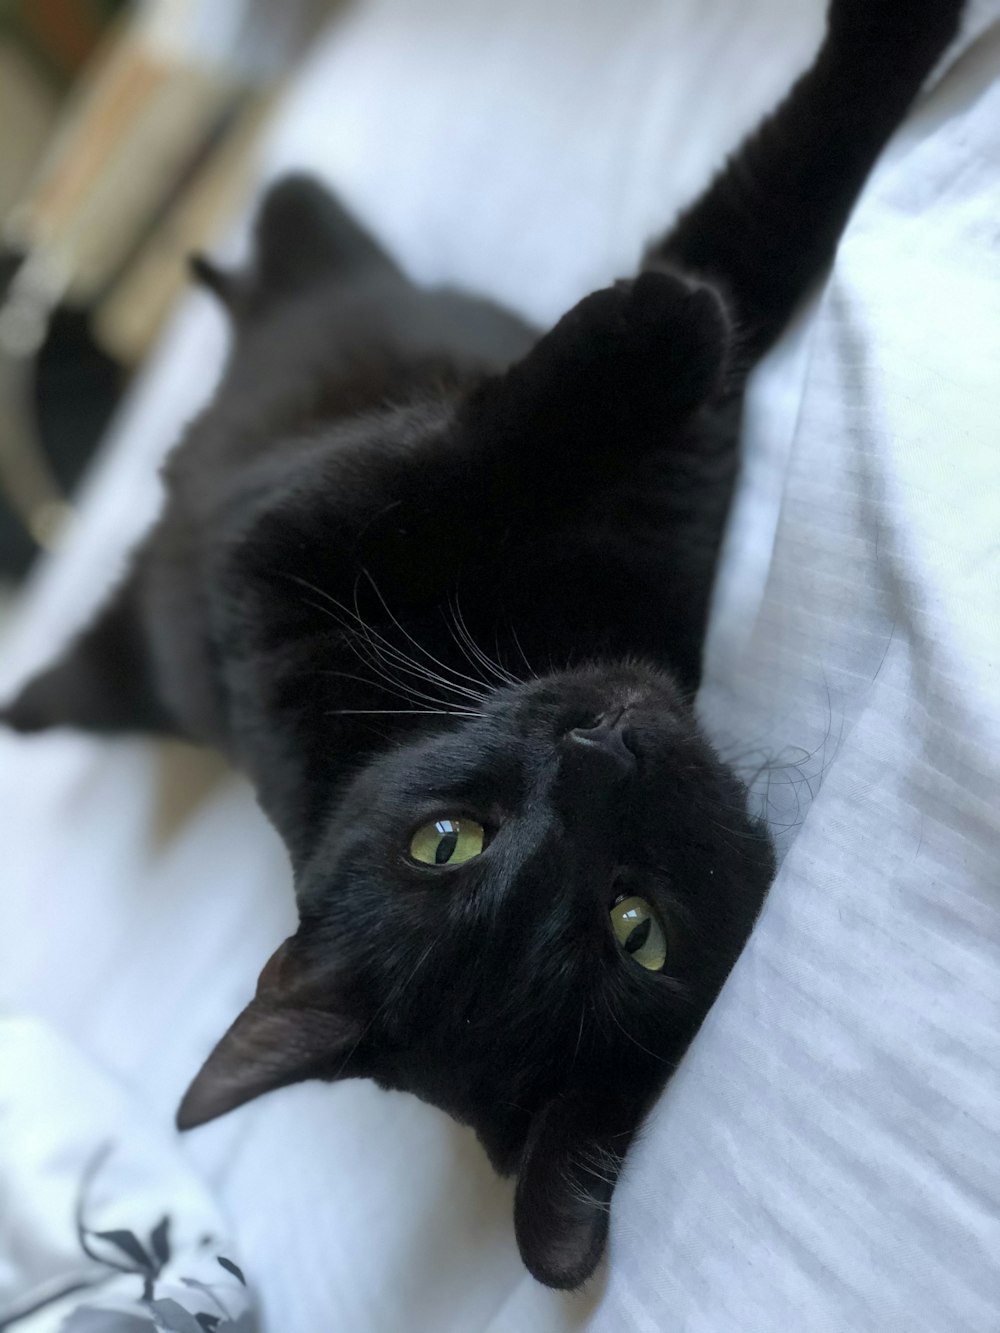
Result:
[624, 917, 652, 954]
[435, 823, 459, 864]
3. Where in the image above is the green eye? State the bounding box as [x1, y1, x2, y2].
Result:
[409, 817, 486, 867]
[610, 895, 668, 971]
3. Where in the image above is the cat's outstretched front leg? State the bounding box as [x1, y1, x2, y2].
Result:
[1, 574, 178, 735]
[649, 0, 966, 363]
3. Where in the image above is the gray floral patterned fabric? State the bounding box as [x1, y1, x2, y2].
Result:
[0, 1020, 256, 1333]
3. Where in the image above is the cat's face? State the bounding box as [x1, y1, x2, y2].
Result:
[178, 660, 773, 1287]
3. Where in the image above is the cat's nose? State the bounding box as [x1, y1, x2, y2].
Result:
[563, 708, 635, 778]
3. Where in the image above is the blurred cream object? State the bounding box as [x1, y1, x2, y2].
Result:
[0, 0, 337, 557]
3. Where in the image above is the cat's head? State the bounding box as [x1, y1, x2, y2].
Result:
[178, 658, 773, 1288]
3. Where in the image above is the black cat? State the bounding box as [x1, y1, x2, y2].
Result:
[3, 0, 964, 1290]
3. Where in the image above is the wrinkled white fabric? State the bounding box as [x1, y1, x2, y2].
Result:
[0, 1019, 253, 1331]
[1, 1, 998, 1330]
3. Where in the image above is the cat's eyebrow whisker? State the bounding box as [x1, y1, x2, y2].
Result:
[376, 644, 486, 703]
[299, 597, 434, 706]
[328, 708, 484, 717]
[448, 619, 512, 694]
[355, 614, 484, 700]
[287, 572, 479, 708]
[448, 593, 492, 672]
[345, 591, 487, 707]
[359, 628, 486, 705]
[462, 602, 521, 688]
[290, 568, 494, 711]
[446, 602, 496, 683]
[508, 622, 536, 681]
[448, 591, 521, 689]
[300, 587, 473, 711]
[333, 587, 469, 706]
[342, 629, 467, 710]
[492, 625, 519, 687]
[359, 569, 491, 700]
[320, 638, 461, 713]
[318, 667, 425, 712]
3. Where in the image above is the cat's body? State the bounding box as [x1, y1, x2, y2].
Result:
[3, 0, 965, 1290]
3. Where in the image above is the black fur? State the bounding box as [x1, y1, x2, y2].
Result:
[3, 0, 963, 1290]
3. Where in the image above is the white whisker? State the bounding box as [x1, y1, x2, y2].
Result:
[328, 708, 484, 717]
[449, 590, 520, 688]
[508, 623, 536, 679]
[360, 570, 489, 701]
[290, 574, 474, 709]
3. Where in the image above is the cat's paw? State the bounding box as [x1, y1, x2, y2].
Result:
[571, 269, 731, 414]
[485, 268, 732, 459]
[623, 269, 731, 410]
[826, 0, 965, 59]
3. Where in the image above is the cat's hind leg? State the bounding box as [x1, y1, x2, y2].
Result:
[1, 576, 176, 735]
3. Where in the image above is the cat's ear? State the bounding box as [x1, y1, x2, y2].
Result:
[190, 175, 399, 320]
[514, 1091, 637, 1290]
[252, 174, 398, 299]
[176, 938, 365, 1130]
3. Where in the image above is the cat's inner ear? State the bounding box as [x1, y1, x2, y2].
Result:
[514, 1091, 639, 1290]
[176, 937, 365, 1130]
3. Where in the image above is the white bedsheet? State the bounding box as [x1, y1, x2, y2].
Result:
[2, 2, 999, 1330]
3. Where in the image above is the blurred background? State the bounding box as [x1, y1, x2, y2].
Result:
[0, 0, 335, 589]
